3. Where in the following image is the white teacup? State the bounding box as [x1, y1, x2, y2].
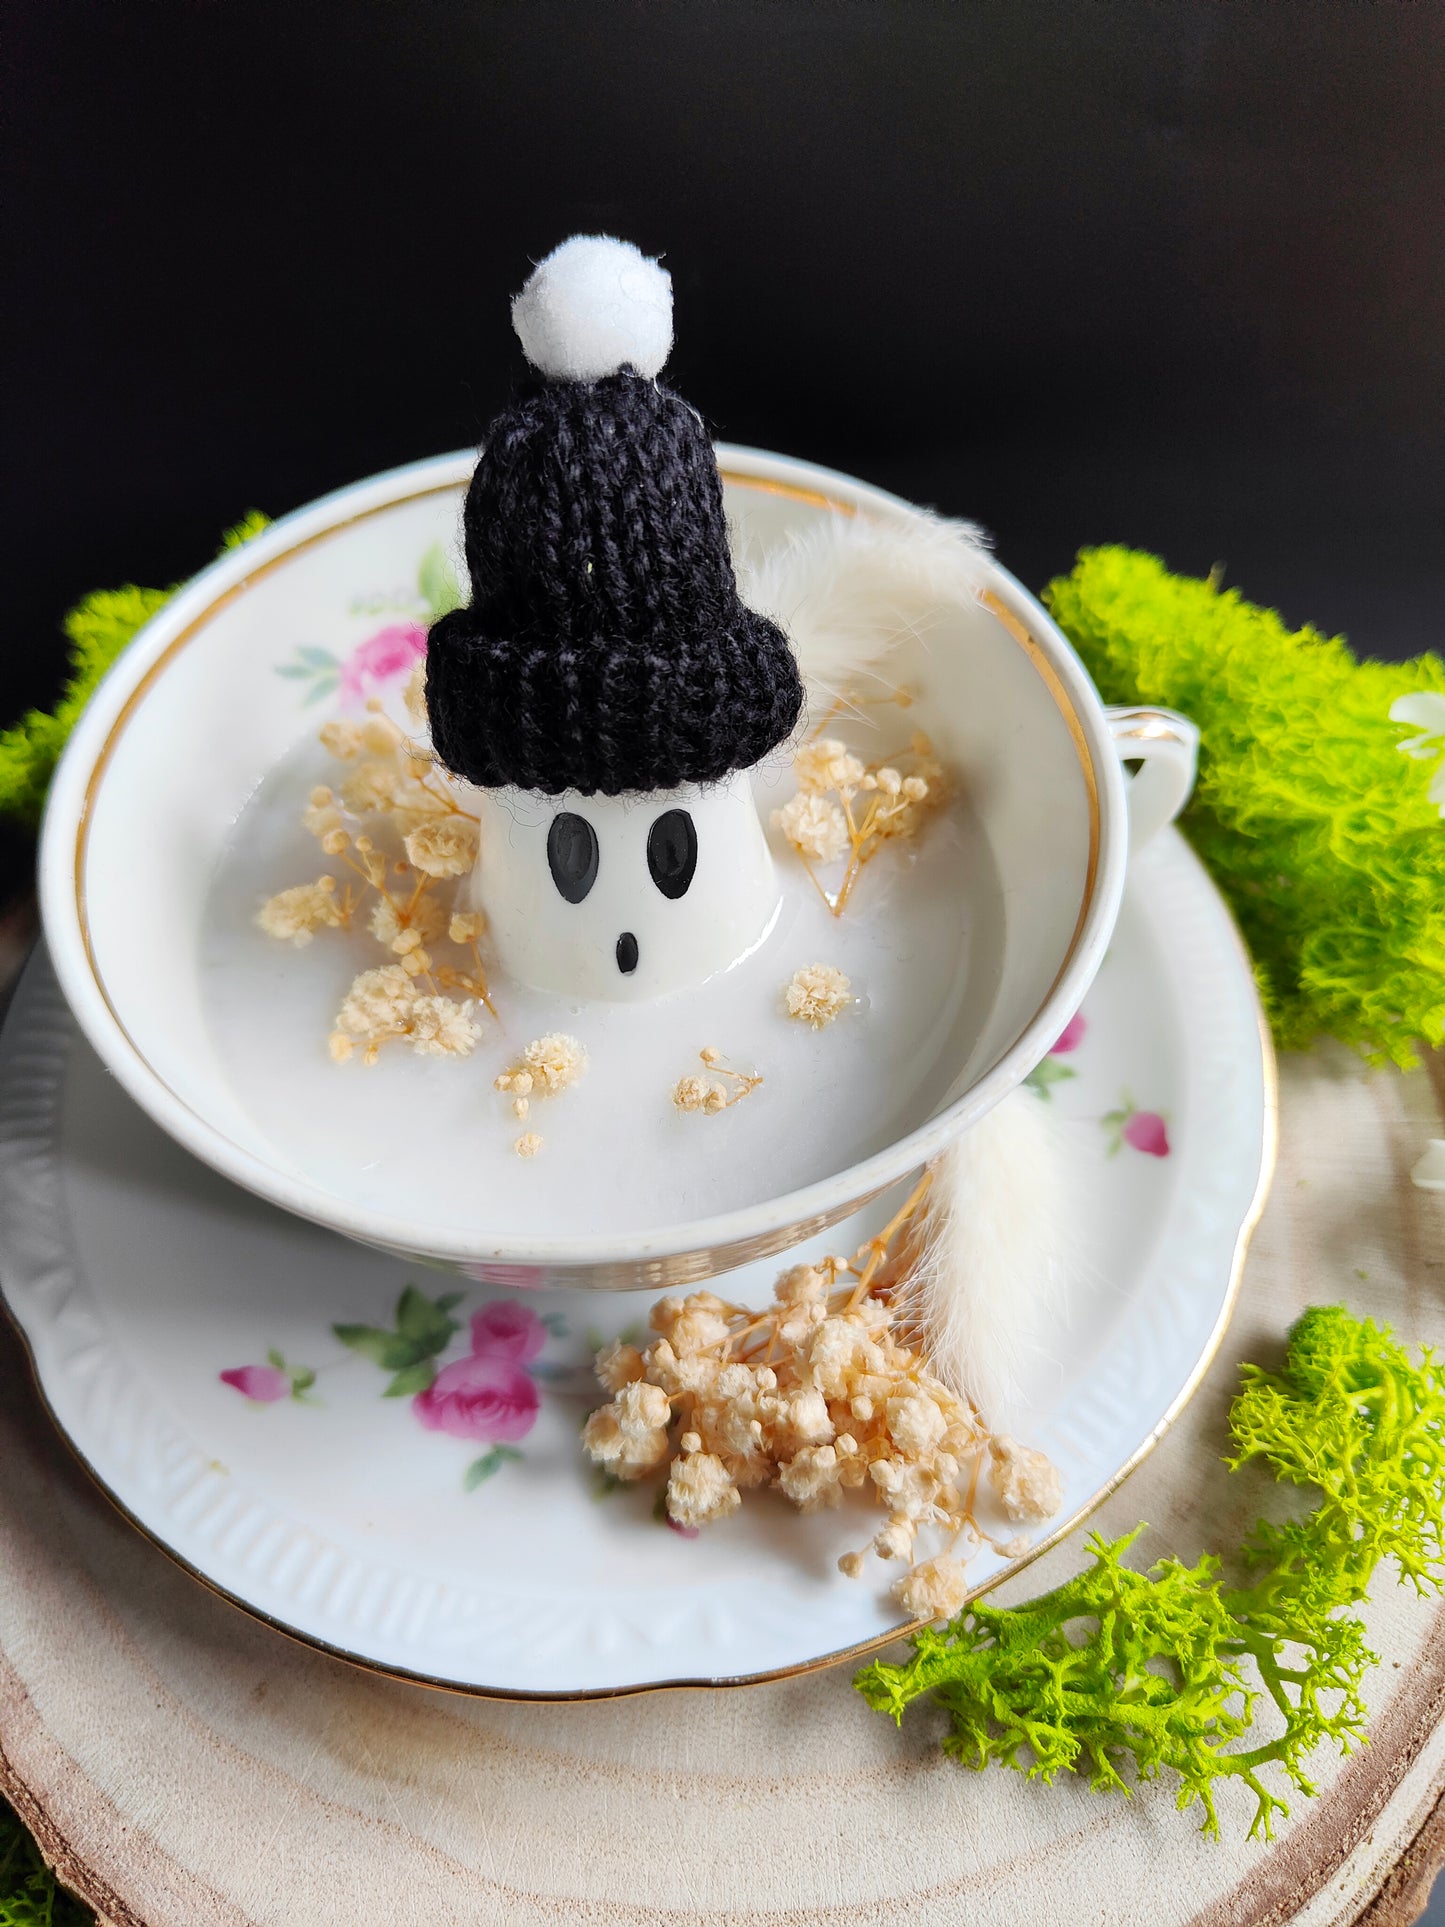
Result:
[38, 445, 1196, 1289]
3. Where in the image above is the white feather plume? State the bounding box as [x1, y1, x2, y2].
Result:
[905, 1088, 1072, 1428]
[738, 508, 992, 719]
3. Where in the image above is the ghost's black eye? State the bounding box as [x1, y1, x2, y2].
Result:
[547, 812, 599, 904]
[647, 808, 697, 900]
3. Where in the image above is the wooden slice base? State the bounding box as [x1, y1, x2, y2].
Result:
[2, 1046, 1443, 1927]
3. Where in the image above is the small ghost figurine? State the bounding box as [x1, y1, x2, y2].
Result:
[426, 235, 803, 1002]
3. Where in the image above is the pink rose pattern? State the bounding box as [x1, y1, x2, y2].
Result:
[338, 622, 427, 707]
[1104, 1096, 1172, 1159]
[468, 1300, 547, 1364]
[277, 622, 426, 710]
[1052, 1010, 1087, 1053]
[219, 1350, 316, 1404]
[1023, 1007, 1173, 1160]
[414, 1351, 540, 1443]
[220, 1364, 289, 1403]
[1024, 1010, 1086, 1097]
[275, 539, 461, 706]
[222, 1290, 557, 1488]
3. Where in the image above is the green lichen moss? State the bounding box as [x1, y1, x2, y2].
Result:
[0, 516, 268, 830]
[1045, 547, 1445, 1067]
[857, 1307, 1445, 1840]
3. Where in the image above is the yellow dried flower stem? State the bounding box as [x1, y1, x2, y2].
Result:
[783, 727, 944, 917]
[410, 765, 477, 821]
[435, 938, 498, 1019]
[330, 831, 483, 1003]
[671, 1049, 763, 1114]
[265, 712, 501, 1048]
[807, 684, 914, 741]
[843, 1171, 933, 1312]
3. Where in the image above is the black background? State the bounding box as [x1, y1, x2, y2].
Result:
[5, 2, 1444, 845]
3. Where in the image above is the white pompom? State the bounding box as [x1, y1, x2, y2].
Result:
[511, 235, 673, 382]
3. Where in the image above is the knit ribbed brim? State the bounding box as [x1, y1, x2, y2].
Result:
[426, 373, 803, 795]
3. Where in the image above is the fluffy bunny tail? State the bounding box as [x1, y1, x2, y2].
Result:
[738, 507, 992, 717]
[907, 1088, 1071, 1427]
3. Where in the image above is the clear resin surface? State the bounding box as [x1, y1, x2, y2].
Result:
[200, 744, 1003, 1240]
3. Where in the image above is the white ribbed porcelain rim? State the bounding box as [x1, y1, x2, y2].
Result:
[0, 829, 1274, 1696]
[36, 445, 1132, 1279]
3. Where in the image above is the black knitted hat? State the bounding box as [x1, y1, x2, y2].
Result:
[426, 236, 803, 797]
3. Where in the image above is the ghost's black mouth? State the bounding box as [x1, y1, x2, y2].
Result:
[616, 932, 639, 974]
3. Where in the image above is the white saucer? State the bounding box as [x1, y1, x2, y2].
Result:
[0, 829, 1273, 1696]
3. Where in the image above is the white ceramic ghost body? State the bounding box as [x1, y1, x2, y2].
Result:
[465, 769, 781, 1002]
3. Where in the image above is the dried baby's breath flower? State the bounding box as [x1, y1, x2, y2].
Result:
[407, 994, 481, 1059]
[671, 1049, 762, 1114]
[667, 1452, 741, 1528]
[580, 1174, 1062, 1620]
[581, 1402, 669, 1479]
[331, 964, 480, 1067]
[369, 892, 446, 952]
[402, 661, 428, 729]
[514, 1131, 544, 1159]
[784, 962, 852, 1029]
[303, 795, 345, 839]
[257, 878, 347, 946]
[496, 1034, 587, 1111]
[512, 1096, 529, 1119]
[617, 1379, 672, 1435]
[673, 1075, 717, 1112]
[524, 1033, 587, 1093]
[651, 1292, 732, 1354]
[988, 1435, 1065, 1522]
[779, 1443, 843, 1512]
[777, 1264, 828, 1306]
[773, 791, 850, 864]
[341, 761, 401, 814]
[328, 1032, 354, 1062]
[319, 719, 364, 760]
[596, 1341, 646, 1394]
[893, 1554, 971, 1621]
[793, 737, 866, 798]
[887, 1393, 948, 1456]
[264, 704, 491, 1049]
[807, 1316, 884, 1398]
[404, 816, 480, 878]
[873, 1513, 917, 1561]
[362, 714, 403, 754]
[334, 963, 415, 1043]
[776, 704, 950, 916]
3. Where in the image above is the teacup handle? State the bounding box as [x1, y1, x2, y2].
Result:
[1106, 706, 1199, 854]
